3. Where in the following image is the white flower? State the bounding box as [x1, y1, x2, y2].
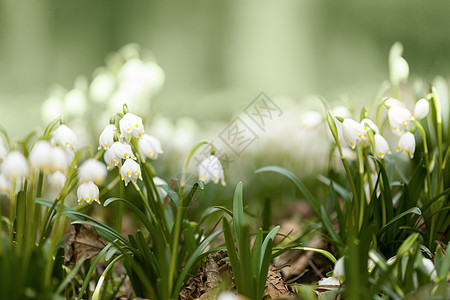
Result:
[317, 276, 340, 287]
[198, 155, 226, 186]
[77, 180, 100, 204]
[98, 124, 117, 150]
[217, 292, 239, 300]
[397, 132, 415, 159]
[332, 106, 351, 119]
[138, 134, 163, 159]
[120, 159, 142, 186]
[1, 151, 29, 181]
[47, 171, 66, 189]
[388, 106, 413, 136]
[29, 141, 52, 171]
[414, 98, 429, 120]
[384, 97, 405, 108]
[342, 118, 368, 149]
[374, 134, 391, 158]
[103, 150, 115, 170]
[78, 159, 107, 185]
[119, 113, 145, 141]
[421, 258, 438, 283]
[389, 42, 409, 85]
[361, 118, 379, 134]
[110, 142, 136, 167]
[52, 124, 78, 151]
[49, 147, 71, 173]
[333, 257, 345, 283]
[153, 176, 168, 200]
[299, 111, 323, 129]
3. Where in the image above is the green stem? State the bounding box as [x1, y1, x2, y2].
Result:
[356, 145, 365, 231]
[431, 88, 444, 193]
[9, 180, 17, 244]
[92, 254, 124, 300]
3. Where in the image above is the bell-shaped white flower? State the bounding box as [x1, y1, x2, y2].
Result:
[198, 155, 226, 186]
[138, 134, 163, 159]
[397, 132, 415, 159]
[78, 159, 107, 185]
[333, 257, 345, 283]
[110, 142, 136, 167]
[1, 151, 29, 181]
[49, 147, 71, 173]
[52, 124, 78, 151]
[98, 124, 117, 150]
[77, 180, 100, 204]
[120, 158, 142, 186]
[388, 106, 413, 136]
[153, 176, 168, 200]
[389, 42, 409, 85]
[384, 97, 405, 108]
[299, 111, 323, 129]
[421, 258, 438, 283]
[374, 134, 391, 158]
[47, 171, 66, 189]
[414, 98, 429, 120]
[342, 118, 368, 149]
[103, 150, 115, 170]
[332, 106, 351, 119]
[29, 140, 52, 171]
[119, 113, 145, 141]
[361, 118, 379, 134]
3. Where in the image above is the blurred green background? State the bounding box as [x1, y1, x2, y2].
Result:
[1, 0, 450, 138]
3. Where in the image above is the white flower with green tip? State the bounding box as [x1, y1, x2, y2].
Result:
[29, 141, 52, 171]
[374, 134, 391, 158]
[48, 171, 66, 189]
[138, 134, 163, 159]
[78, 159, 107, 185]
[342, 118, 368, 149]
[1, 151, 29, 181]
[198, 155, 226, 186]
[49, 147, 71, 173]
[77, 180, 100, 204]
[52, 124, 78, 151]
[397, 132, 415, 159]
[388, 106, 413, 136]
[361, 118, 379, 134]
[110, 142, 136, 167]
[414, 98, 429, 120]
[120, 158, 142, 186]
[119, 113, 145, 141]
[98, 124, 117, 150]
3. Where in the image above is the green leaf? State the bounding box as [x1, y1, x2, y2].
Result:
[376, 207, 422, 236]
[233, 182, 244, 250]
[320, 206, 344, 246]
[222, 218, 242, 293]
[256, 166, 319, 215]
[318, 175, 352, 201]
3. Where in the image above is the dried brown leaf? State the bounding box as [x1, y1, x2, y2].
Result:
[64, 224, 105, 265]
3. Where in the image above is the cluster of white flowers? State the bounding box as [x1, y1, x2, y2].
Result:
[0, 124, 78, 198]
[100, 112, 163, 188]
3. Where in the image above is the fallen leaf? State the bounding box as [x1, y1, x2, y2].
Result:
[64, 224, 106, 265]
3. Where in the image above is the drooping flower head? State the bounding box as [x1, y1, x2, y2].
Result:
[198, 155, 226, 186]
[120, 158, 142, 186]
[414, 98, 429, 120]
[373, 133, 391, 159]
[138, 134, 163, 159]
[29, 140, 53, 171]
[98, 124, 117, 150]
[52, 124, 78, 151]
[78, 159, 107, 185]
[342, 118, 368, 149]
[47, 171, 67, 190]
[361, 118, 379, 134]
[397, 132, 415, 159]
[119, 113, 145, 142]
[388, 106, 413, 136]
[110, 142, 136, 167]
[77, 180, 100, 204]
[1, 151, 29, 182]
[49, 147, 71, 173]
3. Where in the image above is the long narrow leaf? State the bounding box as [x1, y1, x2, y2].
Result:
[233, 182, 244, 249]
[376, 207, 422, 236]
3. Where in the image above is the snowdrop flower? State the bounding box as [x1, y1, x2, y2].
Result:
[119, 113, 145, 141]
[138, 134, 163, 159]
[361, 118, 379, 134]
[397, 132, 415, 159]
[217, 292, 239, 300]
[299, 111, 323, 129]
[110, 142, 136, 166]
[98, 124, 117, 150]
[389, 42, 409, 85]
[153, 176, 168, 199]
[29, 140, 52, 171]
[333, 257, 345, 283]
[78, 159, 107, 185]
[47, 171, 66, 189]
[77, 180, 100, 204]
[374, 134, 391, 158]
[388, 106, 413, 136]
[52, 124, 78, 151]
[103, 150, 115, 170]
[421, 258, 438, 283]
[384, 97, 405, 108]
[198, 155, 226, 186]
[49, 147, 71, 173]
[342, 118, 368, 149]
[120, 159, 142, 186]
[1, 151, 29, 181]
[414, 98, 429, 120]
[332, 106, 351, 119]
